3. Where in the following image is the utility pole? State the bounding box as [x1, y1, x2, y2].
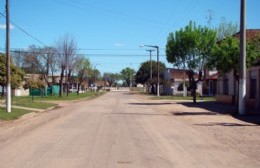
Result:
[129, 63, 132, 88]
[6, 0, 11, 113]
[146, 49, 154, 80]
[156, 46, 160, 97]
[140, 45, 160, 97]
[239, 0, 246, 115]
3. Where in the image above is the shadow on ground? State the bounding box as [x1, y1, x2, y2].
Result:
[129, 102, 173, 106]
[175, 101, 260, 125]
[194, 122, 259, 127]
[176, 101, 235, 114]
[174, 112, 218, 116]
[108, 112, 171, 116]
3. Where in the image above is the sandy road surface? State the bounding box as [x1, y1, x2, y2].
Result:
[0, 92, 259, 168]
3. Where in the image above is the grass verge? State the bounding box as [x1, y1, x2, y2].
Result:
[0, 91, 106, 121]
[11, 91, 106, 109]
[150, 95, 216, 101]
[0, 107, 31, 120]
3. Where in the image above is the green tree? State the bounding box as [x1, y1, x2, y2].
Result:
[166, 21, 217, 103]
[87, 66, 101, 86]
[247, 35, 260, 66]
[120, 67, 136, 87]
[207, 36, 260, 105]
[0, 54, 24, 97]
[207, 37, 240, 80]
[103, 72, 121, 87]
[215, 17, 239, 41]
[74, 56, 91, 94]
[135, 60, 166, 85]
[135, 61, 166, 94]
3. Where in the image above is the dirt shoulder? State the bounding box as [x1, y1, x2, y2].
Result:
[144, 97, 260, 161]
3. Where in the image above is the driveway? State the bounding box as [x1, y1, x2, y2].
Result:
[0, 92, 259, 168]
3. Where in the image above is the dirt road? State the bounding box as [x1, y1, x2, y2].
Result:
[0, 92, 259, 168]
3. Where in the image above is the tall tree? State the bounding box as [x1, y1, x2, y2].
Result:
[135, 61, 166, 84]
[166, 21, 217, 103]
[247, 35, 260, 66]
[44, 47, 58, 84]
[136, 60, 166, 94]
[74, 56, 91, 94]
[21, 45, 42, 74]
[215, 17, 239, 41]
[207, 36, 260, 104]
[56, 34, 78, 97]
[0, 54, 24, 98]
[103, 73, 121, 87]
[120, 67, 136, 87]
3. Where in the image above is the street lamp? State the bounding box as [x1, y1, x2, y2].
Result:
[140, 45, 160, 97]
[146, 49, 155, 80]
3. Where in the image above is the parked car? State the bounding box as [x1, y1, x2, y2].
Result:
[69, 87, 77, 93]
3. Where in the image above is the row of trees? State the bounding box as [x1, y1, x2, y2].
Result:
[166, 19, 260, 103]
[9, 34, 98, 96]
[1, 31, 139, 97]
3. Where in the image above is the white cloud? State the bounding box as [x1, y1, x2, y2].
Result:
[0, 24, 14, 30]
[114, 42, 125, 47]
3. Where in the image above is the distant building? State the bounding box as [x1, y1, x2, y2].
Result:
[216, 29, 260, 110]
[203, 70, 218, 96]
[163, 68, 202, 96]
[217, 66, 260, 109]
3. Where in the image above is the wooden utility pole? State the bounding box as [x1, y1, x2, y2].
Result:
[6, 0, 11, 113]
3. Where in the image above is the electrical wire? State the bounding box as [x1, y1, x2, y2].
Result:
[0, 12, 46, 46]
[53, 0, 166, 26]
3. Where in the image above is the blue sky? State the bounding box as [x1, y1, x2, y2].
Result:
[0, 0, 259, 74]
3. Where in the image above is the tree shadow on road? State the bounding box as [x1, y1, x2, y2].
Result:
[176, 101, 260, 125]
[176, 101, 235, 115]
[128, 102, 173, 106]
[109, 112, 171, 116]
[193, 122, 259, 127]
[173, 112, 218, 116]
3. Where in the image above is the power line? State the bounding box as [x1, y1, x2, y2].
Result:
[0, 12, 46, 46]
[53, 0, 166, 26]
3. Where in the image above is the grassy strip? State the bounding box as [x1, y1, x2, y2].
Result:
[11, 91, 106, 109]
[150, 95, 216, 101]
[0, 107, 31, 120]
[30, 91, 106, 101]
[0, 91, 106, 121]
[12, 97, 56, 109]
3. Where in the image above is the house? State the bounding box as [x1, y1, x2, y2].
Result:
[217, 66, 260, 109]
[163, 68, 202, 96]
[203, 70, 218, 96]
[216, 29, 260, 110]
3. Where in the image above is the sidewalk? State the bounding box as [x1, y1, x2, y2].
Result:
[0, 104, 45, 112]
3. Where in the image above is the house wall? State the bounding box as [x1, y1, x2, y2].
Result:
[247, 66, 260, 108]
[217, 66, 260, 110]
[163, 69, 202, 96]
[217, 72, 237, 104]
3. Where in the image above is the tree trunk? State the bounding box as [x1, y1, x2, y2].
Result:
[66, 70, 72, 97]
[77, 82, 81, 95]
[51, 71, 55, 84]
[192, 82, 197, 104]
[59, 68, 64, 97]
